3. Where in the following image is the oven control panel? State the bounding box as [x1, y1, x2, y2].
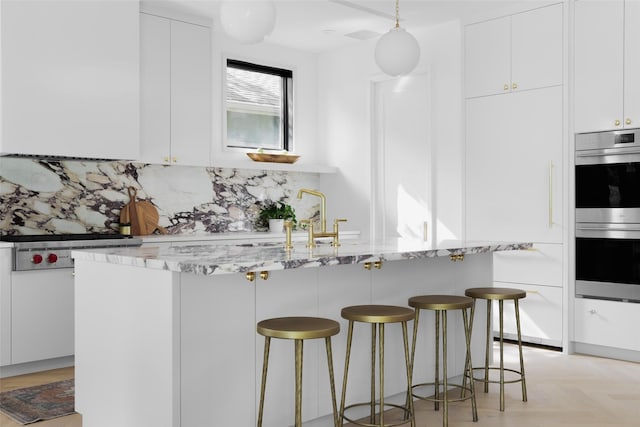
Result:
[14, 249, 73, 271]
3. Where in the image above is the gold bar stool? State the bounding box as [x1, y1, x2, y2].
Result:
[408, 295, 477, 427]
[463, 287, 527, 411]
[339, 305, 415, 427]
[257, 316, 341, 427]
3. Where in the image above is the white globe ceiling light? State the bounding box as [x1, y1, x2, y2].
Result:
[374, 0, 420, 76]
[219, 0, 276, 44]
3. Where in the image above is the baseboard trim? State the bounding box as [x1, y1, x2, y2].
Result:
[0, 356, 74, 378]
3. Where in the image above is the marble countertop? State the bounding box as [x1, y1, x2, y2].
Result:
[140, 230, 360, 244]
[72, 239, 533, 276]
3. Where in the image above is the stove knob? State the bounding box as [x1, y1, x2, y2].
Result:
[47, 253, 58, 264]
[32, 254, 43, 264]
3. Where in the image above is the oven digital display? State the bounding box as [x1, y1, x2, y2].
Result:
[615, 133, 635, 144]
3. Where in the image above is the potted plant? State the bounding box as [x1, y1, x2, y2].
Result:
[257, 201, 297, 233]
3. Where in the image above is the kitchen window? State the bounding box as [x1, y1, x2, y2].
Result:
[225, 59, 293, 151]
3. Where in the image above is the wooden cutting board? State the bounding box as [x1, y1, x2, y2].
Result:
[120, 187, 167, 235]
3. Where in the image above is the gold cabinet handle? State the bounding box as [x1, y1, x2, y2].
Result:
[163, 156, 170, 163]
[615, 119, 621, 126]
[512, 82, 518, 90]
[172, 156, 178, 163]
[245, 272, 256, 281]
[449, 254, 464, 262]
[626, 118, 632, 125]
[549, 161, 554, 228]
[364, 261, 382, 270]
[503, 84, 509, 91]
[259, 271, 269, 281]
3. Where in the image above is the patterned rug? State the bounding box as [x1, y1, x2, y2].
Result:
[0, 379, 75, 424]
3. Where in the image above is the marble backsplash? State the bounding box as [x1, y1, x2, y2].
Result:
[0, 157, 320, 236]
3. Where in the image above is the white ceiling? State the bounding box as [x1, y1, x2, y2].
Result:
[151, 0, 545, 53]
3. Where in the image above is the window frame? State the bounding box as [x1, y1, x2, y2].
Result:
[224, 58, 294, 152]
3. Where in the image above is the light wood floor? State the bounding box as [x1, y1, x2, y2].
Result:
[1, 343, 639, 426]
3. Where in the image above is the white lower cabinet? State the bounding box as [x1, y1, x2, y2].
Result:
[0, 248, 12, 366]
[574, 298, 640, 352]
[255, 268, 321, 426]
[180, 272, 256, 427]
[493, 244, 563, 347]
[317, 263, 371, 417]
[11, 269, 74, 364]
[490, 283, 563, 348]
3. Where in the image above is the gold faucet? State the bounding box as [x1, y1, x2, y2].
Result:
[297, 188, 347, 247]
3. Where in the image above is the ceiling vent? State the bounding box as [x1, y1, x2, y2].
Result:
[344, 29, 381, 40]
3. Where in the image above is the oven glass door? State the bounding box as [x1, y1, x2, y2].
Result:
[576, 236, 640, 301]
[575, 161, 640, 209]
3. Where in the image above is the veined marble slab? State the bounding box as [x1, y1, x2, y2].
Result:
[72, 239, 533, 276]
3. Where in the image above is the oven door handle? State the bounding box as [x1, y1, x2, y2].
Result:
[576, 226, 640, 239]
[576, 150, 640, 165]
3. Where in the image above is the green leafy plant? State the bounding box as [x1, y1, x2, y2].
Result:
[257, 201, 297, 229]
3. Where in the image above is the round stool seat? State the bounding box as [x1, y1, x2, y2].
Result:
[465, 287, 526, 301]
[409, 295, 473, 311]
[257, 317, 340, 340]
[341, 305, 414, 323]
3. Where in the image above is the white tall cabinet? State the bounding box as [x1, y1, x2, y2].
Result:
[140, 12, 212, 166]
[574, 0, 640, 133]
[465, 3, 566, 348]
[572, 0, 640, 361]
[0, 0, 139, 159]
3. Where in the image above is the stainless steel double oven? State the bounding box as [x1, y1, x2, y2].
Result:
[575, 128, 640, 302]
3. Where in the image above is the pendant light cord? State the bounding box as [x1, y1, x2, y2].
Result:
[395, 0, 400, 28]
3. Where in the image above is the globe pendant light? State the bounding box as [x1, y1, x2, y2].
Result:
[374, 0, 420, 76]
[220, 0, 276, 44]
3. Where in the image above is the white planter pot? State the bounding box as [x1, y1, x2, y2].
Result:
[268, 219, 284, 234]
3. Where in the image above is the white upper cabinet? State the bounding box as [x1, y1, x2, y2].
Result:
[140, 13, 212, 167]
[575, 0, 640, 133]
[465, 3, 563, 98]
[465, 16, 511, 98]
[0, 0, 139, 160]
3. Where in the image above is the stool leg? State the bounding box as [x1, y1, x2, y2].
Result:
[257, 336, 271, 427]
[295, 339, 304, 427]
[406, 309, 421, 420]
[442, 310, 448, 427]
[324, 337, 339, 427]
[401, 319, 416, 427]
[379, 323, 385, 427]
[371, 323, 377, 424]
[434, 310, 440, 411]
[463, 307, 478, 422]
[484, 299, 492, 394]
[462, 298, 476, 397]
[499, 299, 505, 412]
[339, 321, 354, 427]
[514, 298, 528, 403]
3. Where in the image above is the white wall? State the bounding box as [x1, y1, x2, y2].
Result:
[316, 21, 464, 241]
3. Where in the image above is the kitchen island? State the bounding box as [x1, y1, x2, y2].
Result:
[72, 239, 531, 427]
